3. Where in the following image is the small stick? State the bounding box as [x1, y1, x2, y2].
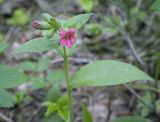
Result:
[0, 113, 15, 122]
[120, 28, 146, 67]
[124, 84, 154, 110]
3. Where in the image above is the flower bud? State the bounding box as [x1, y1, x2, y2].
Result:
[33, 20, 40, 29]
[42, 29, 56, 39]
[33, 20, 52, 30]
[41, 13, 53, 22]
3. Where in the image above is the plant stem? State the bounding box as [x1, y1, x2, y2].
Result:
[63, 46, 73, 122]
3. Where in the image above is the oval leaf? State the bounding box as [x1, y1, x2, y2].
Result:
[0, 65, 27, 89]
[71, 60, 152, 88]
[42, 114, 64, 122]
[13, 37, 58, 54]
[64, 13, 92, 29]
[83, 105, 94, 122]
[150, 0, 160, 11]
[0, 89, 16, 108]
[110, 116, 146, 122]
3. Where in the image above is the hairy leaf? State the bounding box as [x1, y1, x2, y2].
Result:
[71, 60, 152, 88]
[13, 37, 58, 54]
[64, 13, 92, 29]
[0, 89, 16, 107]
[150, 0, 160, 11]
[0, 65, 27, 89]
[110, 116, 146, 122]
[83, 105, 93, 122]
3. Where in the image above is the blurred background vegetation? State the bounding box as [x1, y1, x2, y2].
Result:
[0, 0, 160, 122]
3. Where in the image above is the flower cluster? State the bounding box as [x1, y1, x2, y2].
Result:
[33, 14, 77, 48]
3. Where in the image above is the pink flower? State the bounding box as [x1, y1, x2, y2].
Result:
[59, 28, 76, 48]
[33, 20, 40, 29]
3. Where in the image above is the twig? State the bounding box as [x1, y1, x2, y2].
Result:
[120, 27, 159, 116]
[5, 27, 15, 42]
[124, 84, 160, 120]
[0, 113, 15, 122]
[120, 28, 146, 67]
[124, 84, 154, 110]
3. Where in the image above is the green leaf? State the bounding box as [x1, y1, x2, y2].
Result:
[0, 34, 8, 53]
[46, 69, 65, 84]
[137, 92, 151, 117]
[58, 95, 69, 108]
[150, 0, 160, 11]
[156, 99, 160, 113]
[13, 37, 58, 54]
[47, 85, 61, 103]
[42, 29, 57, 39]
[42, 114, 64, 122]
[0, 0, 4, 4]
[16, 61, 37, 71]
[41, 13, 53, 22]
[57, 95, 69, 122]
[30, 76, 45, 90]
[71, 60, 152, 88]
[64, 13, 92, 29]
[0, 65, 27, 89]
[15, 91, 25, 106]
[38, 57, 50, 71]
[58, 108, 69, 122]
[7, 8, 30, 26]
[79, 0, 94, 12]
[0, 41, 8, 53]
[43, 101, 58, 117]
[82, 105, 94, 122]
[110, 116, 146, 122]
[155, 52, 160, 81]
[85, 23, 103, 37]
[49, 18, 60, 30]
[0, 89, 16, 107]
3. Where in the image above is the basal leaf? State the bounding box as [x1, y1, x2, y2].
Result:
[71, 60, 152, 88]
[64, 13, 92, 29]
[58, 108, 69, 122]
[16, 61, 37, 71]
[46, 69, 65, 84]
[13, 37, 58, 54]
[46, 85, 61, 103]
[0, 89, 16, 108]
[30, 76, 45, 90]
[0, 65, 27, 89]
[0, 41, 8, 53]
[110, 116, 146, 122]
[44, 102, 58, 117]
[58, 95, 69, 108]
[150, 0, 160, 11]
[82, 105, 94, 122]
[38, 57, 50, 71]
[42, 114, 64, 122]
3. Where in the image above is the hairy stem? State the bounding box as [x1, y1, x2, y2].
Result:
[63, 46, 73, 122]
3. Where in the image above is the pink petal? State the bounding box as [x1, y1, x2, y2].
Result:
[66, 40, 73, 48]
[70, 37, 76, 43]
[59, 30, 66, 37]
[33, 20, 40, 29]
[68, 28, 76, 35]
[60, 39, 66, 46]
